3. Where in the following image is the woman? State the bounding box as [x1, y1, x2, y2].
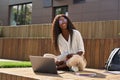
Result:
[44, 14, 86, 71]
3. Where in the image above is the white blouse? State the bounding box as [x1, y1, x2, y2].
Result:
[57, 29, 85, 61]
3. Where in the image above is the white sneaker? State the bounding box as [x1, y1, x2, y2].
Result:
[71, 66, 79, 72]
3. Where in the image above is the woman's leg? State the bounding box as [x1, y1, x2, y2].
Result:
[43, 53, 69, 71]
[43, 53, 57, 59]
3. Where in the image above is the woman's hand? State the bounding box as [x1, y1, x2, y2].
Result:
[55, 60, 69, 70]
[66, 54, 73, 60]
[77, 51, 83, 56]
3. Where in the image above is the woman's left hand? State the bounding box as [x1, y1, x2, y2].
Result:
[77, 51, 83, 56]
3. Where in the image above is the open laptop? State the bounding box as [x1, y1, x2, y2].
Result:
[29, 56, 58, 74]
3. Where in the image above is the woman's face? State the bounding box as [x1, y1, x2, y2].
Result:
[59, 16, 67, 30]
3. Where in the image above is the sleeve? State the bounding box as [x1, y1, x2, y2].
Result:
[75, 30, 85, 54]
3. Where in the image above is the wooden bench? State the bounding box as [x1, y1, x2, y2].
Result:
[0, 68, 120, 80]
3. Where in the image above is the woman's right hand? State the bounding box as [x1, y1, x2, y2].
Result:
[66, 54, 73, 60]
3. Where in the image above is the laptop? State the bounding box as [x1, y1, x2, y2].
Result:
[29, 56, 58, 74]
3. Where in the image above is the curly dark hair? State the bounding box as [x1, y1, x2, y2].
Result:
[52, 14, 76, 52]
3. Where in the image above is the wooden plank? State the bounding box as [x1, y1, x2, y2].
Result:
[38, 39, 42, 56]
[11, 75, 17, 80]
[2, 38, 11, 59]
[10, 38, 19, 60]
[6, 74, 12, 80]
[94, 39, 100, 69]
[17, 39, 26, 60]
[117, 20, 120, 38]
[113, 20, 118, 37]
[84, 39, 91, 68]
[24, 39, 30, 60]
[90, 39, 96, 68]
[104, 39, 111, 66]
[31, 39, 39, 56]
[90, 21, 96, 38]
[99, 39, 105, 68]
[0, 73, 1, 80]
[16, 76, 22, 80]
[1, 73, 6, 80]
[0, 39, 3, 58]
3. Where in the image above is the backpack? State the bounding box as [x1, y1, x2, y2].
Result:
[105, 48, 120, 71]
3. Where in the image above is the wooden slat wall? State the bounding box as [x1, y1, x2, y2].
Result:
[0, 20, 119, 69]
[0, 38, 119, 69]
[74, 20, 120, 39]
[2, 24, 52, 38]
[1, 20, 120, 39]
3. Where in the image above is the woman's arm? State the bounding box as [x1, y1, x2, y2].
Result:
[75, 30, 85, 54]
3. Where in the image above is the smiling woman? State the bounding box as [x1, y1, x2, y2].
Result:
[0, 61, 31, 68]
[45, 14, 87, 71]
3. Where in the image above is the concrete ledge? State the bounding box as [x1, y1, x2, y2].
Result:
[0, 68, 120, 80]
